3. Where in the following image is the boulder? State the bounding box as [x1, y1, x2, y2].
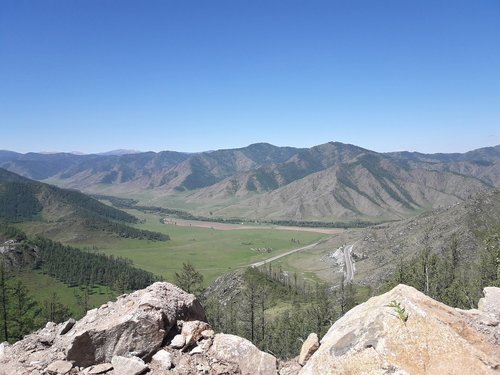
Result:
[151, 350, 172, 370]
[45, 360, 73, 374]
[0, 282, 207, 374]
[88, 363, 114, 374]
[299, 284, 500, 375]
[0, 341, 9, 361]
[298, 333, 319, 366]
[64, 282, 206, 366]
[181, 320, 210, 347]
[279, 359, 302, 375]
[210, 333, 278, 375]
[170, 334, 186, 349]
[111, 356, 148, 375]
[478, 287, 500, 317]
[201, 329, 215, 339]
[58, 318, 76, 335]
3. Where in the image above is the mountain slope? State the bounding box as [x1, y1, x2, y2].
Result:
[186, 146, 495, 221]
[320, 188, 500, 285]
[1, 142, 499, 222]
[0, 168, 168, 242]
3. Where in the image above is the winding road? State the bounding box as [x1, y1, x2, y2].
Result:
[344, 244, 355, 282]
[248, 241, 321, 268]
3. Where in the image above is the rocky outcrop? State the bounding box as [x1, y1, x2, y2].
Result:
[209, 333, 278, 374]
[0, 281, 278, 375]
[299, 284, 500, 375]
[298, 333, 319, 366]
[1, 282, 498, 375]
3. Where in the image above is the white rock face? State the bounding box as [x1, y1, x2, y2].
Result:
[299, 284, 500, 375]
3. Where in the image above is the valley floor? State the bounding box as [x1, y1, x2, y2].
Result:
[163, 218, 343, 235]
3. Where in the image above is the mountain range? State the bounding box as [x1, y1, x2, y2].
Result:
[1, 142, 499, 222]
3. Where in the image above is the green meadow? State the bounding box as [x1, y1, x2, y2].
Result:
[78, 210, 327, 285]
[13, 270, 116, 318]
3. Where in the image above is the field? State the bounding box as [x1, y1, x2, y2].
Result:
[13, 270, 115, 318]
[73, 210, 329, 285]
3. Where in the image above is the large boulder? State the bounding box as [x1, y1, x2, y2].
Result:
[210, 333, 278, 375]
[0, 282, 206, 373]
[299, 284, 500, 375]
[64, 282, 206, 366]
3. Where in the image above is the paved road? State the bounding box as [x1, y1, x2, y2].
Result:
[248, 241, 322, 268]
[344, 244, 355, 282]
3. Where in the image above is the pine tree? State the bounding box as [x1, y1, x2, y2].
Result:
[174, 262, 204, 294]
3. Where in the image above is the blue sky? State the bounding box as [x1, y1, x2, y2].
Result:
[1, 1, 499, 154]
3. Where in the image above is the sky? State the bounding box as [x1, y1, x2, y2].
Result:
[0, 1, 499, 154]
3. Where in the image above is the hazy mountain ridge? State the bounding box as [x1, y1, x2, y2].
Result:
[1, 142, 499, 222]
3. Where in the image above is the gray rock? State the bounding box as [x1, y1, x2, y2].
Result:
[279, 360, 302, 375]
[181, 320, 210, 347]
[210, 333, 278, 375]
[201, 329, 215, 339]
[170, 334, 186, 349]
[298, 333, 319, 366]
[45, 360, 73, 374]
[65, 282, 206, 367]
[299, 284, 500, 375]
[478, 287, 500, 318]
[59, 318, 76, 335]
[111, 356, 148, 375]
[0, 341, 9, 361]
[151, 350, 172, 370]
[88, 363, 114, 374]
[189, 345, 203, 355]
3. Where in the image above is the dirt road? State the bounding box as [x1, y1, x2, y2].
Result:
[163, 218, 342, 235]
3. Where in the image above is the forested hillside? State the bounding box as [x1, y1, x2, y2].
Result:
[0, 168, 169, 241]
[0, 223, 158, 342]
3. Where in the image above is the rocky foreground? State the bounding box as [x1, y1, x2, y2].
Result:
[0, 282, 499, 375]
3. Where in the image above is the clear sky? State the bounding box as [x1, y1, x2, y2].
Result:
[1, 1, 499, 154]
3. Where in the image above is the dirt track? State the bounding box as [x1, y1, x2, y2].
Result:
[163, 218, 342, 234]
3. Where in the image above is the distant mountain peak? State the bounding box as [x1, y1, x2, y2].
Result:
[97, 149, 142, 156]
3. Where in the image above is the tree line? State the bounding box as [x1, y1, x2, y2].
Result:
[94, 193, 375, 229]
[384, 227, 500, 309]
[30, 236, 158, 291]
[0, 222, 161, 342]
[201, 266, 359, 359]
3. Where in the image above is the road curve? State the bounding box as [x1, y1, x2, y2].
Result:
[248, 241, 322, 268]
[344, 244, 355, 283]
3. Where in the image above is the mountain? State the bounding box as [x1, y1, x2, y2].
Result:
[310, 187, 500, 286]
[0, 168, 168, 242]
[97, 149, 142, 156]
[1, 142, 499, 222]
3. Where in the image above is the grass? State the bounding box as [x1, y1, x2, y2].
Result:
[71, 210, 327, 285]
[269, 244, 335, 284]
[12, 270, 116, 318]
